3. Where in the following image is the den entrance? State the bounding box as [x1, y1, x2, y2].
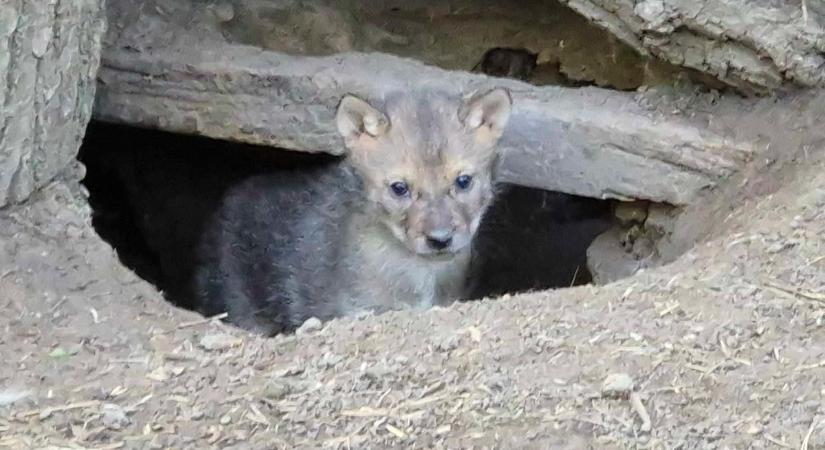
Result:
[77, 0, 703, 332]
[79, 122, 617, 317]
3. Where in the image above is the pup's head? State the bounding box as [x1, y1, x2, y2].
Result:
[335, 88, 513, 257]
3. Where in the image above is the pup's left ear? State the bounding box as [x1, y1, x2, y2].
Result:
[335, 94, 390, 144]
[459, 88, 513, 143]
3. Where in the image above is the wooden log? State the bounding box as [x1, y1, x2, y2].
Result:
[95, 41, 754, 205]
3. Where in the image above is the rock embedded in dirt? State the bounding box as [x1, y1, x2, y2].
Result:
[189, 408, 205, 420]
[198, 332, 243, 351]
[586, 228, 651, 284]
[263, 379, 293, 400]
[296, 317, 323, 335]
[601, 373, 635, 397]
[100, 403, 130, 430]
[209, 2, 234, 23]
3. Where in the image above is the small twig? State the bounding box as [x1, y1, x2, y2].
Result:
[764, 281, 825, 302]
[569, 265, 581, 287]
[341, 407, 389, 417]
[646, 384, 693, 395]
[629, 392, 652, 433]
[764, 433, 794, 448]
[400, 393, 448, 409]
[376, 388, 392, 407]
[96, 443, 125, 450]
[128, 393, 153, 410]
[89, 307, 101, 324]
[658, 302, 680, 317]
[162, 352, 199, 362]
[420, 381, 445, 398]
[571, 416, 612, 430]
[160, 312, 228, 334]
[795, 360, 825, 372]
[685, 363, 708, 373]
[48, 296, 69, 312]
[109, 356, 150, 365]
[802, 0, 809, 25]
[796, 290, 825, 302]
[385, 424, 408, 439]
[699, 359, 729, 381]
[805, 255, 825, 267]
[760, 285, 798, 301]
[18, 400, 101, 418]
[801, 417, 820, 450]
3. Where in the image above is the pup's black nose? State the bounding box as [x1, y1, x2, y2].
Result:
[426, 231, 453, 250]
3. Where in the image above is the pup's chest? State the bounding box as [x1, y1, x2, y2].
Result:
[330, 221, 471, 314]
[377, 252, 468, 307]
[392, 261, 441, 307]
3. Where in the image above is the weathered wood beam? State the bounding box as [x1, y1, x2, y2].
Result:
[94, 42, 754, 205]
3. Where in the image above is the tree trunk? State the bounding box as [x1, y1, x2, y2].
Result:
[559, 0, 825, 93]
[0, 0, 105, 207]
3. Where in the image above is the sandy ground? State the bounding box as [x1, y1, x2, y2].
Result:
[1, 98, 825, 449]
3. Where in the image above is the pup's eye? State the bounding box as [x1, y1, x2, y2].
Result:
[389, 181, 409, 197]
[454, 175, 473, 190]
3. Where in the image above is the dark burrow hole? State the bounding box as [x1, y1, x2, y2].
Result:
[78, 122, 614, 320]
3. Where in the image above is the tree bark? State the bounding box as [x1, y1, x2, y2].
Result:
[0, 0, 105, 207]
[559, 0, 825, 93]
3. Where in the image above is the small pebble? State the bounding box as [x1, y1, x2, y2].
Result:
[199, 332, 242, 351]
[296, 317, 323, 335]
[100, 403, 130, 430]
[210, 2, 235, 22]
[263, 379, 292, 400]
[602, 373, 634, 397]
[746, 423, 762, 435]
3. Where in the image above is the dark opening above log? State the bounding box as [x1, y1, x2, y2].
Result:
[95, 42, 754, 205]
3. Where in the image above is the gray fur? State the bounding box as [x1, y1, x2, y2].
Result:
[194, 89, 512, 335]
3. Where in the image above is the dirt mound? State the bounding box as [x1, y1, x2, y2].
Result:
[2, 91, 824, 448]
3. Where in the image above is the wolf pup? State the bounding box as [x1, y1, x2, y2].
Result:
[194, 88, 513, 335]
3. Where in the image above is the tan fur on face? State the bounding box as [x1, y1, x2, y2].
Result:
[336, 88, 512, 257]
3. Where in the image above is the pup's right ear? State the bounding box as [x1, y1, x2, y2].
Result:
[459, 88, 512, 142]
[335, 95, 390, 146]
